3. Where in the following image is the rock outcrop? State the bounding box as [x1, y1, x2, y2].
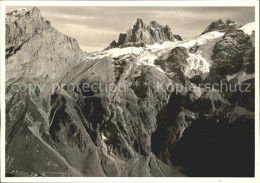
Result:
[202, 19, 239, 34]
[106, 18, 182, 49]
[209, 28, 253, 83]
[6, 7, 81, 82]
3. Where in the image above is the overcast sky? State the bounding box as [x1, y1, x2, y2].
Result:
[6, 6, 255, 52]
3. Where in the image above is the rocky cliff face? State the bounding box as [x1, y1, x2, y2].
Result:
[106, 18, 182, 49]
[6, 7, 81, 82]
[5, 8, 255, 177]
[210, 29, 253, 81]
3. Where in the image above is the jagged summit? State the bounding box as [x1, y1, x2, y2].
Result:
[133, 18, 146, 29]
[106, 18, 182, 50]
[6, 8, 28, 17]
[6, 7, 52, 52]
[6, 7, 41, 21]
[202, 19, 240, 34]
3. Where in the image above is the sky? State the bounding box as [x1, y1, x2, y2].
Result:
[6, 6, 255, 52]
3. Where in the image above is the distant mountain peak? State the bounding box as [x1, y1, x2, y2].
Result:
[106, 18, 182, 50]
[202, 19, 240, 34]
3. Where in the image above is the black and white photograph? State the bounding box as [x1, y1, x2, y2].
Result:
[0, 1, 259, 182]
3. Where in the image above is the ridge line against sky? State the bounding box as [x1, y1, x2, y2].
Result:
[6, 6, 255, 52]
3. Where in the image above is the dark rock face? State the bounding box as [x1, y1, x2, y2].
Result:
[5, 7, 255, 177]
[207, 25, 255, 114]
[210, 29, 253, 82]
[49, 93, 106, 176]
[106, 18, 182, 49]
[202, 19, 239, 34]
[244, 47, 255, 74]
[171, 115, 254, 177]
[155, 47, 189, 74]
[189, 43, 199, 53]
[173, 34, 182, 41]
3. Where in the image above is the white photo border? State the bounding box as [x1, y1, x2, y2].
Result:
[0, 1, 259, 183]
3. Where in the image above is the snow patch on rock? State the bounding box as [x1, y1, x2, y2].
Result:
[185, 51, 210, 78]
[226, 71, 255, 83]
[178, 31, 224, 48]
[239, 22, 255, 35]
[86, 31, 224, 75]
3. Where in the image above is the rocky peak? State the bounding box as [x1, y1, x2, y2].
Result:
[106, 18, 182, 50]
[149, 20, 163, 28]
[6, 8, 28, 17]
[6, 7, 41, 23]
[6, 7, 51, 50]
[133, 18, 146, 30]
[6, 7, 81, 81]
[202, 19, 239, 34]
[29, 7, 41, 19]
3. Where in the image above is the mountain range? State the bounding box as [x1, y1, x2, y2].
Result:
[5, 7, 255, 177]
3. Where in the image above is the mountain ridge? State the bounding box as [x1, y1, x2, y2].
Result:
[6, 7, 81, 82]
[106, 18, 182, 50]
